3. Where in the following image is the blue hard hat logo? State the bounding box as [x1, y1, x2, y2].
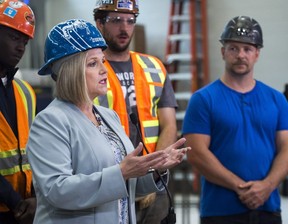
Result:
[62, 20, 91, 38]
[38, 19, 107, 75]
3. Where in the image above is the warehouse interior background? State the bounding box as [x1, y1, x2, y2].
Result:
[20, 0, 288, 91]
[16, 0, 288, 223]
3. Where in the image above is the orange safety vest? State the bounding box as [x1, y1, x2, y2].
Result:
[0, 78, 36, 212]
[94, 51, 166, 153]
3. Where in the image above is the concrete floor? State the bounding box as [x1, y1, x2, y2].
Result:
[174, 194, 288, 224]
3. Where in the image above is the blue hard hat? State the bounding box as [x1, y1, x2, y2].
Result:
[38, 19, 107, 75]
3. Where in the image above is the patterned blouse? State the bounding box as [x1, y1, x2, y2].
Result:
[93, 107, 129, 224]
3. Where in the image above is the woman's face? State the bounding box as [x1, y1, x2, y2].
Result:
[85, 48, 107, 99]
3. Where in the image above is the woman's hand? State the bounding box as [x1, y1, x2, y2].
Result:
[120, 143, 168, 180]
[158, 137, 191, 172]
[120, 138, 191, 180]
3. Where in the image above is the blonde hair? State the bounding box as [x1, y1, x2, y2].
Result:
[55, 51, 91, 105]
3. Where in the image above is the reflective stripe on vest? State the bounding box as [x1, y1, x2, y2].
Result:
[0, 79, 36, 211]
[94, 52, 166, 153]
[14, 78, 36, 127]
[142, 120, 159, 144]
[0, 148, 30, 175]
[135, 54, 165, 117]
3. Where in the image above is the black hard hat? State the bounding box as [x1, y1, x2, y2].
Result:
[220, 16, 263, 48]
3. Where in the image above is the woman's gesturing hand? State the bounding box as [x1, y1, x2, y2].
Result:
[120, 138, 191, 180]
[158, 137, 191, 172]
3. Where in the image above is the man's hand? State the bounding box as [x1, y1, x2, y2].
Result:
[238, 180, 273, 209]
[14, 197, 36, 224]
[137, 193, 157, 210]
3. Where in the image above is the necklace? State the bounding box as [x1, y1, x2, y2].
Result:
[92, 108, 102, 126]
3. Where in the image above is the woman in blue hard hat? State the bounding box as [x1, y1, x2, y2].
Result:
[26, 19, 190, 224]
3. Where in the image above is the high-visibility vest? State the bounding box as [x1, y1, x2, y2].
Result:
[0, 78, 36, 211]
[94, 51, 166, 153]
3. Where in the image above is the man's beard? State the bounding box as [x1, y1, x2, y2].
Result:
[102, 30, 132, 53]
[105, 38, 131, 52]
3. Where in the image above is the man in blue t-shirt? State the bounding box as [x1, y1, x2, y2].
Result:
[182, 15, 288, 224]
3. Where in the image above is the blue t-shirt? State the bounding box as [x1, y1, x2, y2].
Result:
[182, 79, 288, 217]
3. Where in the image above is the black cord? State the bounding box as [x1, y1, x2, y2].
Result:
[157, 170, 176, 224]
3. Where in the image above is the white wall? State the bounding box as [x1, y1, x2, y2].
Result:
[22, 0, 288, 92]
[44, 0, 95, 29]
[207, 0, 288, 91]
[43, 0, 170, 60]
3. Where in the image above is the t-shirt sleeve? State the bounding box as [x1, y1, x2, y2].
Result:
[158, 75, 178, 108]
[182, 91, 211, 135]
[277, 93, 288, 131]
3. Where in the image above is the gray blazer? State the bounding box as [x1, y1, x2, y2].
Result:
[27, 99, 167, 224]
